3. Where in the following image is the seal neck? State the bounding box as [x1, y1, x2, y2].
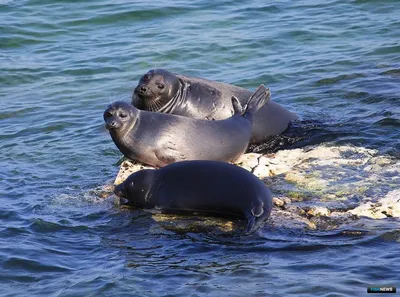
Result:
[110, 110, 140, 159]
[158, 79, 187, 114]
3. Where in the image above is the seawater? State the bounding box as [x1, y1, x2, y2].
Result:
[1, 1, 399, 296]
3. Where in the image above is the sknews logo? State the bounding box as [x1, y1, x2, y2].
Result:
[367, 286, 396, 293]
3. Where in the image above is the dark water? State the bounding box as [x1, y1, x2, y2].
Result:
[1, 0, 399, 296]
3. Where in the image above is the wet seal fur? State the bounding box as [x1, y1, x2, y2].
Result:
[132, 69, 298, 144]
[105, 85, 270, 167]
[114, 160, 273, 234]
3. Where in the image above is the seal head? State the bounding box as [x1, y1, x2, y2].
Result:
[104, 101, 139, 135]
[114, 169, 156, 207]
[133, 69, 181, 112]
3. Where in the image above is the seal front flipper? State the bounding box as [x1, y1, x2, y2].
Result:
[155, 142, 187, 167]
[242, 84, 271, 121]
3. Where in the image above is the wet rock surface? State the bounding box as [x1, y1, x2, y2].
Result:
[103, 145, 399, 233]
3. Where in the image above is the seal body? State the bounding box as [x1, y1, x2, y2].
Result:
[105, 85, 269, 167]
[132, 69, 298, 144]
[114, 160, 273, 234]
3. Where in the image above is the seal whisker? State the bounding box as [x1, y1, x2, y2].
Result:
[147, 101, 156, 112]
[149, 99, 163, 112]
[154, 99, 164, 111]
[150, 101, 158, 112]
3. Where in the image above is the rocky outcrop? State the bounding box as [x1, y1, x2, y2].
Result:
[110, 144, 399, 232]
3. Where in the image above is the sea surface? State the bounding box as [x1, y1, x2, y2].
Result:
[1, 0, 399, 296]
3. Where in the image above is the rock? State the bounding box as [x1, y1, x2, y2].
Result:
[273, 197, 285, 207]
[235, 153, 260, 169]
[269, 163, 292, 176]
[258, 156, 271, 166]
[348, 202, 387, 219]
[114, 160, 153, 185]
[348, 190, 400, 219]
[253, 164, 270, 179]
[110, 145, 400, 231]
[307, 206, 330, 217]
[270, 209, 317, 230]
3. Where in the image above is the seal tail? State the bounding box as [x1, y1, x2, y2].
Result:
[242, 84, 271, 121]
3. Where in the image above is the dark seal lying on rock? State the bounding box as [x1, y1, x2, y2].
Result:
[104, 84, 270, 167]
[132, 69, 298, 144]
[114, 160, 273, 234]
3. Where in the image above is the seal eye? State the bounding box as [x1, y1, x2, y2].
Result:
[119, 112, 128, 119]
[104, 111, 113, 118]
[143, 74, 151, 82]
[158, 83, 165, 90]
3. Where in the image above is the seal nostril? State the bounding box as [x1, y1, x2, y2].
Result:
[106, 121, 117, 130]
[140, 86, 147, 92]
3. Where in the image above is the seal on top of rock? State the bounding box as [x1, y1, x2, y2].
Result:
[132, 68, 298, 144]
[114, 160, 273, 234]
[104, 84, 270, 167]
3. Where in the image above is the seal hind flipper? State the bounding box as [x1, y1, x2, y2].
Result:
[245, 215, 256, 234]
[251, 202, 264, 217]
[243, 84, 271, 120]
[231, 96, 243, 116]
[245, 203, 268, 234]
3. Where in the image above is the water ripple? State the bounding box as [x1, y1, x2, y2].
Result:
[1, 0, 400, 296]
[3, 256, 72, 272]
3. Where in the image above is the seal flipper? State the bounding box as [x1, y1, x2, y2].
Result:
[245, 215, 256, 234]
[231, 96, 243, 116]
[244, 203, 266, 234]
[251, 203, 264, 217]
[155, 141, 187, 167]
[243, 84, 271, 121]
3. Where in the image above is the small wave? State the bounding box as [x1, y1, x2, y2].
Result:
[28, 218, 89, 233]
[380, 68, 400, 77]
[0, 107, 41, 120]
[3, 256, 72, 272]
[368, 44, 400, 56]
[315, 73, 367, 86]
[58, 6, 193, 28]
[374, 118, 400, 128]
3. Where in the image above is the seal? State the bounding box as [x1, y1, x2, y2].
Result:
[132, 69, 298, 144]
[114, 160, 273, 234]
[105, 85, 269, 167]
